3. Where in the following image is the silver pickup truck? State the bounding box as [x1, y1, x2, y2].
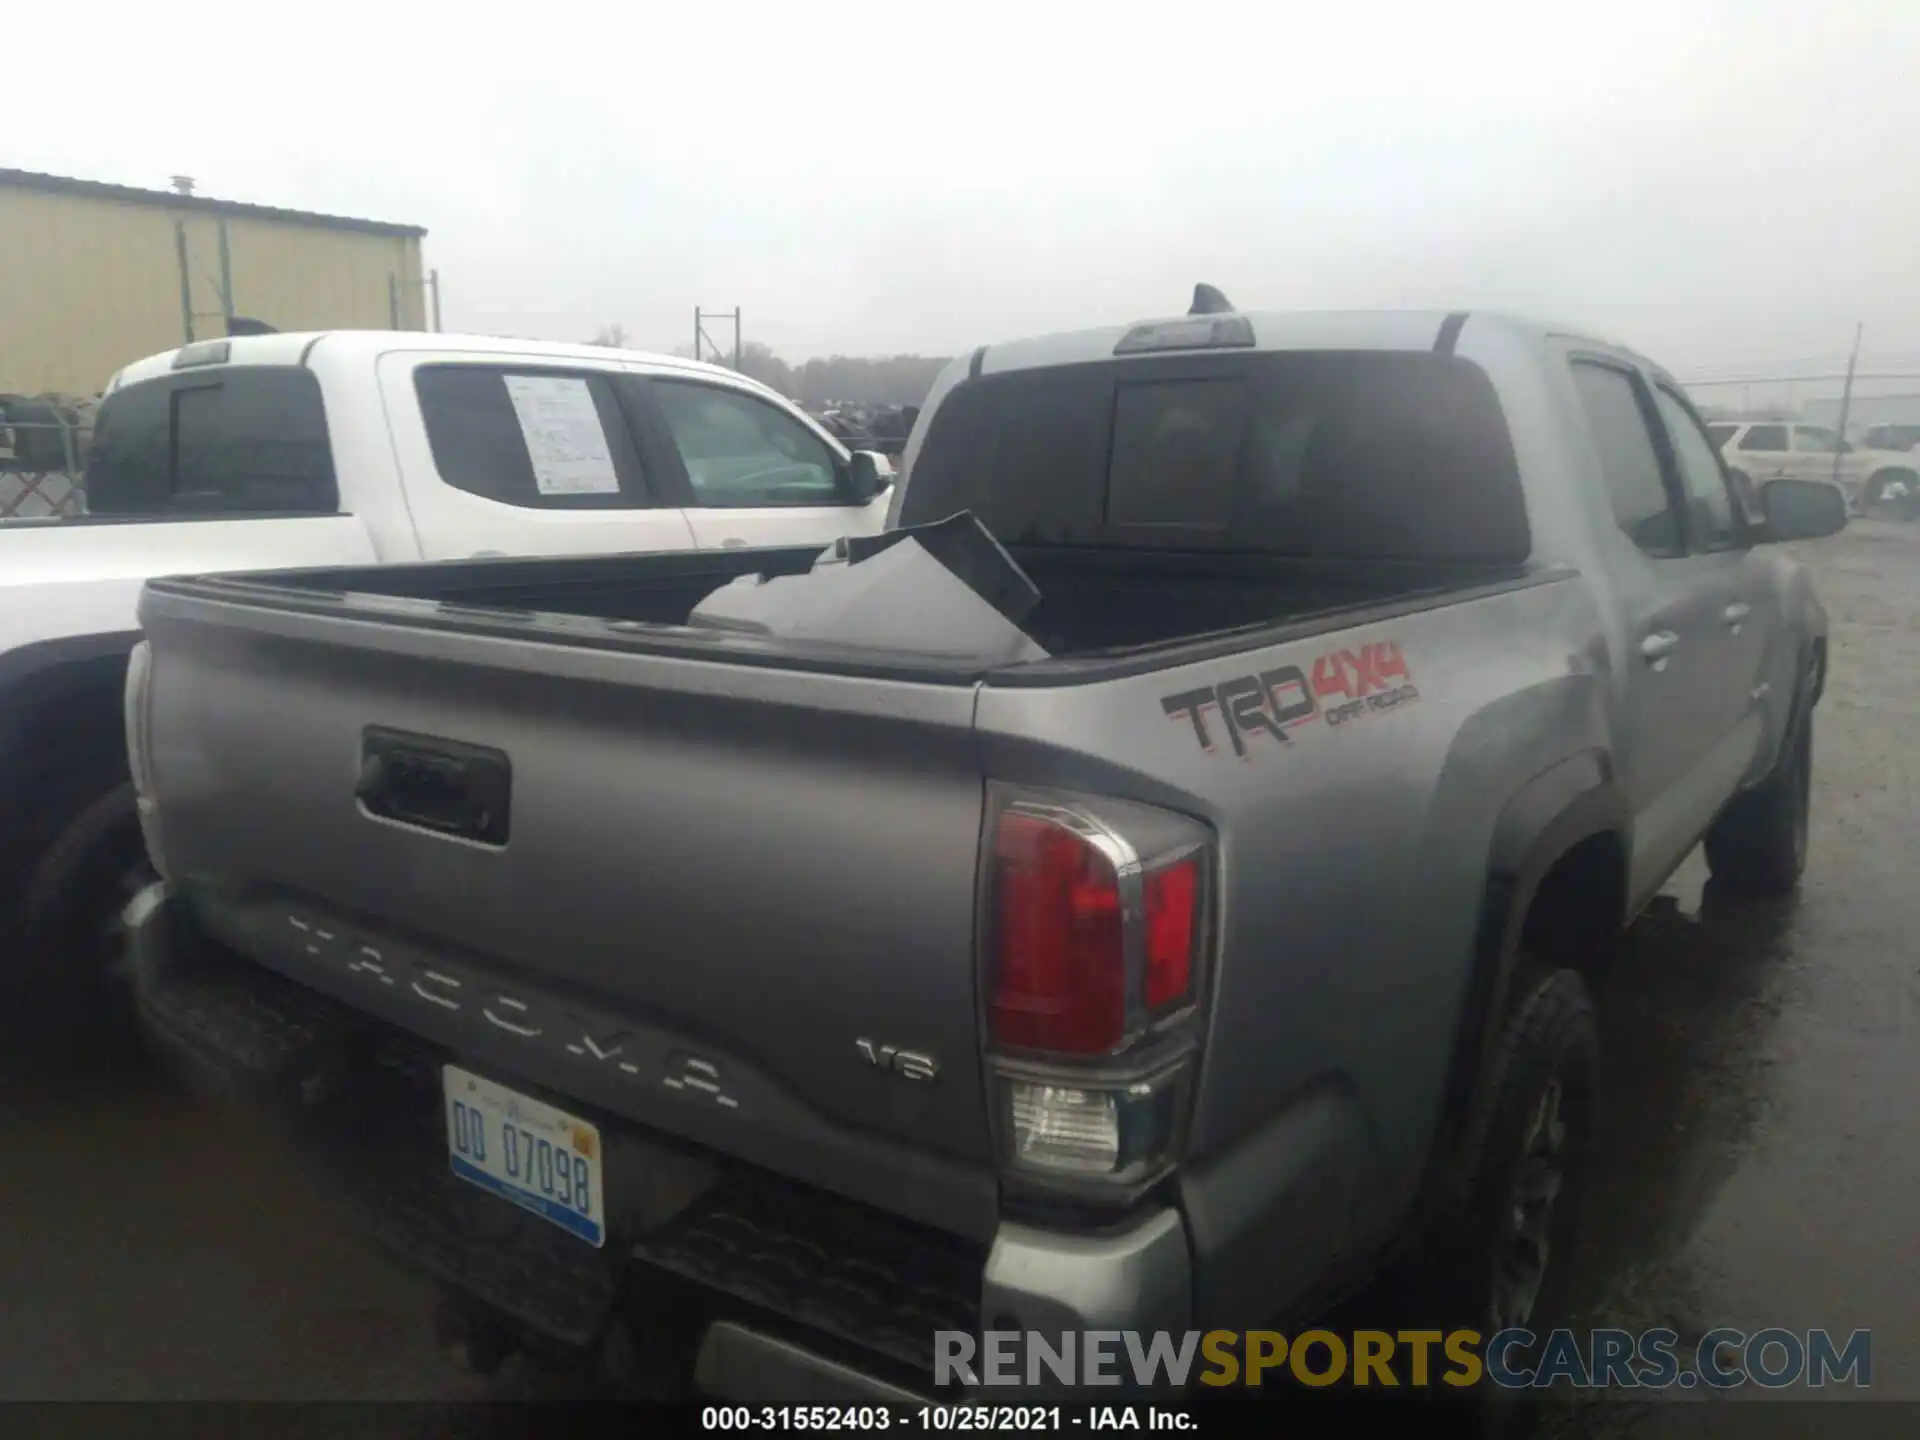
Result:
[122, 304, 1842, 1399]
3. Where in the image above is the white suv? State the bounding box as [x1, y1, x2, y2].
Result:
[1706, 419, 1918, 516]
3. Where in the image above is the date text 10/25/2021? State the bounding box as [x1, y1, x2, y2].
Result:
[700, 1408, 1192, 1432]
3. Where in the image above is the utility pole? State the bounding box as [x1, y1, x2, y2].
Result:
[1832, 322, 1863, 488]
[694, 307, 742, 368]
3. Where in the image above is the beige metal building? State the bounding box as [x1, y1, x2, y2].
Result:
[0, 168, 430, 398]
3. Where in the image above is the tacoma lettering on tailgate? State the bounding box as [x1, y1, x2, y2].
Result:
[280, 911, 746, 1113]
[1162, 639, 1420, 758]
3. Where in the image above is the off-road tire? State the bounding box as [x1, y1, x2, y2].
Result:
[13, 780, 152, 1053]
[1705, 716, 1812, 896]
[1422, 965, 1599, 1430]
[1458, 966, 1599, 1320]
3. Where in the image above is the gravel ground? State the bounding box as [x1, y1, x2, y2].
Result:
[1, 521, 1915, 1428]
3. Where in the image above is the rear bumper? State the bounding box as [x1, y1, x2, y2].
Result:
[127, 884, 1193, 1400]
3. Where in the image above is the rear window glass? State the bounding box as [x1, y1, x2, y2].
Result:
[84, 368, 337, 516]
[901, 351, 1530, 563]
[1107, 379, 1247, 526]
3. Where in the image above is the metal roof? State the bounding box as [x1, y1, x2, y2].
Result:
[106, 330, 784, 399]
[0, 168, 426, 239]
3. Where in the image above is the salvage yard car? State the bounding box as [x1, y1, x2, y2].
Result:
[1709, 417, 1919, 516]
[120, 301, 1842, 1401]
[0, 330, 893, 1027]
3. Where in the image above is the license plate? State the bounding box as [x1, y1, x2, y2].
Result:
[443, 1065, 605, 1248]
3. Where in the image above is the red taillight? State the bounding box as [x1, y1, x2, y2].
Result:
[988, 810, 1203, 1056]
[1144, 858, 1198, 1009]
[989, 811, 1126, 1054]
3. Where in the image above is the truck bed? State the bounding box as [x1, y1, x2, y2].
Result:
[188, 540, 1525, 672]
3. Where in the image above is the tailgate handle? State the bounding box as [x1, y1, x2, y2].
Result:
[357, 727, 512, 846]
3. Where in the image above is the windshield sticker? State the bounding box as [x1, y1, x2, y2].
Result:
[1163, 640, 1420, 759]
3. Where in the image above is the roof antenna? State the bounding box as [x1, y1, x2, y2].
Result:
[1189, 283, 1234, 316]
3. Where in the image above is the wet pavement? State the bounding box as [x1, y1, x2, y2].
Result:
[1, 523, 1916, 1424]
[1540, 518, 1920, 1431]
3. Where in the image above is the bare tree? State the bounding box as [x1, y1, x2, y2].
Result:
[793, 354, 951, 408]
[731, 341, 798, 396]
[589, 323, 628, 348]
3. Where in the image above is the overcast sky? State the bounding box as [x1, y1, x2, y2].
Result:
[10, 0, 1919, 386]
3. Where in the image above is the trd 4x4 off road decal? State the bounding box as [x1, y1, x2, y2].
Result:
[1162, 639, 1420, 758]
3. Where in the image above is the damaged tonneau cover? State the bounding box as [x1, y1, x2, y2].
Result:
[686, 510, 1051, 666]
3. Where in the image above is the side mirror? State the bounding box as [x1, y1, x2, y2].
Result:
[845, 450, 891, 505]
[1760, 478, 1847, 542]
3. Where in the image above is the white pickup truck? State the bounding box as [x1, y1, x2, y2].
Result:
[0, 330, 894, 1034]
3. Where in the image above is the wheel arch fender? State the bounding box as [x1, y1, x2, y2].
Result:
[1430, 750, 1628, 1201]
[0, 629, 143, 781]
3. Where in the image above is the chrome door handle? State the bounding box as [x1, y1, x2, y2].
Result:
[1640, 631, 1681, 662]
[1723, 602, 1751, 623]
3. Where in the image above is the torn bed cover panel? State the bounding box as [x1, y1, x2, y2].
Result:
[686, 511, 1050, 665]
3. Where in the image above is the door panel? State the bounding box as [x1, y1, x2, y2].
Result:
[1617, 551, 1748, 900]
[1629, 384, 1774, 894]
[1655, 388, 1771, 719]
[1565, 358, 1741, 901]
[684, 498, 891, 551]
[379, 353, 698, 561]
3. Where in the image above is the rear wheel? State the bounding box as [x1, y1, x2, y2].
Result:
[1705, 716, 1811, 896]
[1421, 965, 1600, 1424]
[13, 781, 155, 1058]
[1461, 968, 1599, 1329]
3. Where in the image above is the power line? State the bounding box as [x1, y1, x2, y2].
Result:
[1679, 370, 1920, 387]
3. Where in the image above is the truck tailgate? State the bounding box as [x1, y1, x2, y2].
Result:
[139, 585, 997, 1236]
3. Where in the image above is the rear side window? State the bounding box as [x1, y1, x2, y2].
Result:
[902, 351, 1530, 563]
[414, 366, 651, 510]
[1705, 423, 1737, 449]
[1569, 362, 1682, 558]
[84, 369, 337, 517]
[1740, 424, 1788, 451]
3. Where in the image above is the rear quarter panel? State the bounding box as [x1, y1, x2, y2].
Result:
[975, 574, 1609, 1240]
